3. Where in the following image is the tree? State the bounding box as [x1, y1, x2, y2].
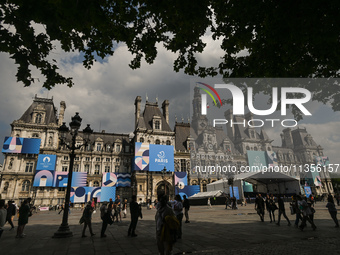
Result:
[1, 1, 340, 104]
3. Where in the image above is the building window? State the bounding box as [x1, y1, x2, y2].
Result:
[85, 181, 89, 186]
[155, 139, 160, 145]
[166, 140, 171, 145]
[106, 145, 111, 152]
[84, 164, 90, 173]
[35, 113, 42, 124]
[63, 156, 69, 161]
[58, 187, 65, 192]
[106, 158, 110, 162]
[116, 145, 121, 152]
[85, 157, 90, 161]
[25, 162, 34, 173]
[180, 159, 187, 172]
[62, 166, 68, 172]
[139, 185, 143, 191]
[75, 156, 80, 161]
[140, 137, 144, 143]
[96, 157, 101, 162]
[96, 143, 102, 151]
[116, 158, 120, 163]
[22, 180, 30, 192]
[93, 181, 99, 187]
[254, 147, 258, 151]
[115, 165, 120, 172]
[105, 166, 110, 173]
[202, 183, 207, 192]
[74, 165, 79, 172]
[155, 120, 160, 130]
[94, 165, 100, 174]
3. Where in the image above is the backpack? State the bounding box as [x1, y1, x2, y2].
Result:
[164, 215, 180, 230]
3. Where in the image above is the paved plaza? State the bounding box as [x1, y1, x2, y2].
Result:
[1, 202, 340, 255]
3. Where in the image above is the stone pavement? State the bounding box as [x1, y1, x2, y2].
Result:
[1, 202, 340, 255]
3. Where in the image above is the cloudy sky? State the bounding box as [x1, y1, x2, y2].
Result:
[0, 31, 340, 169]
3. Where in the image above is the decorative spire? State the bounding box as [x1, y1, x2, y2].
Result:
[146, 93, 148, 102]
[156, 95, 158, 103]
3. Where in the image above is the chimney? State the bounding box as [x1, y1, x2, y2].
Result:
[282, 128, 293, 148]
[162, 100, 169, 124]
[135, 96, 142, 129]
[58, 101, 66, 126]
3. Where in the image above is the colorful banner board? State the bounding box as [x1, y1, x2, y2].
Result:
[175, 172, 187, 189]
[53, 172, 87, 187]
[33, 170, 54, 187]
[116, 173, 131, 187]
[2, 137, 41, 154]
[247, 151, 267, 171]
[134, 143, 174, 171]
[175, 185, 200, 199]
[102, 173, 117, 187]
[304, 186, 312, 198]
[36, 154, 57, 171]
[243, 181, 253, 192]
[229, 186, 240, 200]
[70, 187, 116, 203]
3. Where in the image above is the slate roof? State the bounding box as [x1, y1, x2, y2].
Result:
[174, 122, 190, 151]
[141, 102, 172, 132]
[19, 96, 58, 125]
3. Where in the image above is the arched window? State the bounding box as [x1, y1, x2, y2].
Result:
[140, 137, 144, 143]
[22, 180, 30, 192]
[202, 183, 207, 192]
[85, 181, 89, 186]
[35, 114, 42, 124]
[155, 139, 160, 145]
[32, 133, 39, 138]
[93, 181, 99, 187]
[246, 146, 250, 151]
[166, 140, 171, 145]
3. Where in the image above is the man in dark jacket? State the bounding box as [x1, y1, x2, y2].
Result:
[128, 195, 142, 237]
[183, 195, 190, 223]
[6, 200, 16, 229]
[255, 193, 265, 222]
[276, 194, 291, 226]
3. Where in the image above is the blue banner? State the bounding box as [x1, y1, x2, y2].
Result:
[247, 151, 267, 171]
[149, 144, 174, 171]
[36, 154, 57, 171]
[229, 186, 240, 200]
[2, 137, 41, 154]
[304, 186, 312, 198]
[33, 170, 54, 187]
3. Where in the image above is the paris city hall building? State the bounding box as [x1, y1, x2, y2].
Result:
[0, 92, 334, 206]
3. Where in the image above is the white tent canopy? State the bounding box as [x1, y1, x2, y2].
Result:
[189, 190, 225, 199]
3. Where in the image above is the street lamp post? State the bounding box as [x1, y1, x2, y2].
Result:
[161, 167, 167, 196]
[53, 113, 93, 238]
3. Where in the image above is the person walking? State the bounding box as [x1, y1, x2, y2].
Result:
[291, 195, 302, 228]
[183, 195, 190, 223]
[58, 204, 64, 214]
[326, 194, 339, 228]
[115, 195, 122, 222]
[81, 202, 95, 237]
[298, 195, 316, 231]
[255, 193, 265, 222]
[6, 200, 15, 229]
[16, 199, 31, 238]
[207, 198, 212, 208]
[100, 201, 111, 238]
[276, 194, 291, 226]
[0, 200, 7, 238]
[156, 195, 178, 255]
[128, 195, 142, 237]
[173, 195, 183, 239]
[266, 194, 276, 223]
